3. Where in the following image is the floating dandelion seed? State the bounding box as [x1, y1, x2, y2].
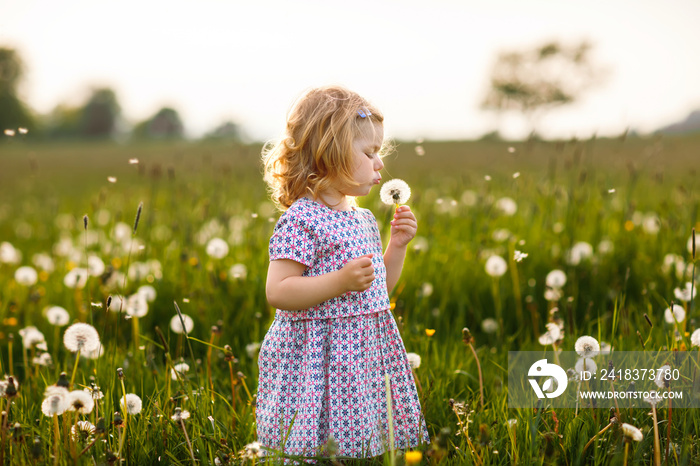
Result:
[484, 175, 491, 181]
[45, 306, 70, 326]
[545, 269, 567, 289]
[512, 172, 520, 179]
[107, 176, 117, 183]
[406, 353, 422, 369]
[575, 336, 600, 358]
[485, 255, 507, 277]
[18, 127, 28, 134]
[538, 322, 561, 345]
[41, 386, 70, 416]
[63, 323, 101, 353]
[14, 266, 38, 286]
[380, 179, 411, 206]
[206, 237, 229, 259]
[170, 314, 194, 334]
[129, 158, 139, 164]
[514, 250, 528, 262]
[621, 423, 643, 442]
[171, 362, 190, 380]
[414, 145, 425, 156]
[507, 147, 516, 153]
[674, 282, 696, 302]
[664, 304, 686, 324]
[4, 129, 16, 136]
[67, 390, 95, 414]
[495, 197, 517, 216]
[120, 393, 143, 415]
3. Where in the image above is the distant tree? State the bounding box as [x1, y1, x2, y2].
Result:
[481, 41, 604, 135]
[132, 107, 184, 139]
[204, 120, 243, 141]
[0, 47, 36, 133]
[80, 88, 121, 137]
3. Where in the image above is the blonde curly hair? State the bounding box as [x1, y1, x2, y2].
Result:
[262, 85, 385, 210]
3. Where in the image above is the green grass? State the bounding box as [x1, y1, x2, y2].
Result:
[0, 133, 698, 464]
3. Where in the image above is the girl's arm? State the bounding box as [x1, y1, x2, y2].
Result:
[266, 255, 375, 311]
[384, 205, 418, 294]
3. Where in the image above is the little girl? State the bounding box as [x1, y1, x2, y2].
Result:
[256, 86, 429, 459]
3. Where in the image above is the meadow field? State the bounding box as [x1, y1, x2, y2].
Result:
[0, 133, 699, 465]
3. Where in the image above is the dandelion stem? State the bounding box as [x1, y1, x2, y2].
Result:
[53, 414, 60, 466]
[508, 240, 524, 323]
[623, 441, 630, 466]
[665, 397, 672, 464]
[69, 349, 81, 389]
[651, 405, 661, 466]
[228, 361, 237, 432]
[180, 419, 196, 464]
[468, 342, 485, 410]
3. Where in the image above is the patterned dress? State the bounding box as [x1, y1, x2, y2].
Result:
[256, 196, 429, 459]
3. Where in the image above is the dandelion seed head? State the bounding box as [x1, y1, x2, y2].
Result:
[644, 391, 661, 406]
[170, 314, 194, 334]
[63, 267, 88, 289]
[67, 390, 95, 414]
[495, 197, 517, 216]
[566, 242, 594, 266]
[171, 362, 190, 380]
[484, 175, 491, 181]
[137, 285, 157, 302]
[673, 282, 696, 303]
[485, 255, 507, 277]
[19, 326, 45, 349]
[41, 386, 70, 416]
[380, 179, 411, 205]
[574, 357, 597, 376]
[71, 420, 96, 442]
[621, 423, 643, 442]
[84, 385, 104, 400]
[206, 237, 229, 259]
[481, 318, 499, 334]
[654, 364, 672, 389]
[545, 269, 567, 289]
[245, 342, 261, 358]
[406, 353, 421, 369]
[45, 306, 70, 326]
[120, 393, 143, 415]
[514, 250, 528, 262]
[538, 322, 561, 346]
[691, 329, 700, 347]
[575, 336, 600, 358]
[63, 323, 101, 353]
[664, 304, 686, 324]
[171, 407, 190, 422]
[125, 294, 149, 318]
[33, 352, 53, 366]
[14, 266, 38, 286]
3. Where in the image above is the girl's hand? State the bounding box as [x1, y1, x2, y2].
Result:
[340, 254, 375, 292]
[389, 205, 417, 248]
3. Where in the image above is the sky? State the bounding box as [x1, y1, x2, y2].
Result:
[2, 0, 700, 141]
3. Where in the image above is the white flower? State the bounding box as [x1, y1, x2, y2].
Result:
[229, 263, 247, 280]
[71, 421, 96, 442]
[19, 326, 46, 349]
[41, 386, 70, 416]
[245, 342, 261, 358]
[654, 364, 672, 389]
[171, 407, 190, 422]
[64, 268, 88, 289]
[673, 282, 696, 303]
[621, 423, 643, 442]
[566, 242, 594, 266]
[691, 329, 700, 347]
[545, 270, 567, 289]
[406, 353, 422, 369]
[664, 304, 686, 324]
[171, 362, 190, 380]
[63, 323, 101, 353]
[206, 238, 229, 259]
[126, 294, 149, 318]
[45, 306, 70, 326]
[514, 250, 528, 262]
[495, 197, 517, 216]
[137, 285, 157, 302]
[574, 358, 597, 376]
[538, 322, 562, 346]
[574, 336, 600, 358]
[14, 266, 38, 286]
[485, 255, 507, 277]
[67, 390, 95, 414]
[481, 318, 499, 334]
[380, 179, 411, 205]
[170, 314, 194, 334]
[120, 393, 143, 415]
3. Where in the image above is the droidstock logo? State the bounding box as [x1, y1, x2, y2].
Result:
[528, 359, 568, 398]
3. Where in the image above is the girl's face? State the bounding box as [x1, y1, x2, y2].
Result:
[338, 121, 385, 197]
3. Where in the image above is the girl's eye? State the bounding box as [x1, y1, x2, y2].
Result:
[366, 153, 375, 159]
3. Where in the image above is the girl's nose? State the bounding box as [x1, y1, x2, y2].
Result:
[374, 157, 384, 170]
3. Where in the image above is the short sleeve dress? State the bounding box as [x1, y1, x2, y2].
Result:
[256, 196, 429, 459]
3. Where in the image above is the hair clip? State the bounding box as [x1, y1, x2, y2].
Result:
[357, 108, 372, 118]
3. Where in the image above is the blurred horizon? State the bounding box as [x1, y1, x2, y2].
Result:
[2, 0, 700, 142]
